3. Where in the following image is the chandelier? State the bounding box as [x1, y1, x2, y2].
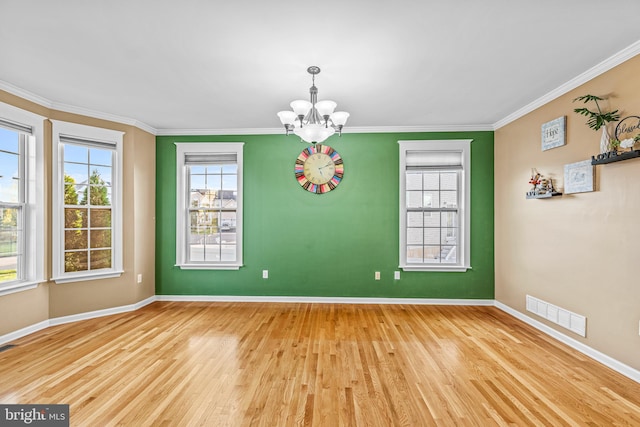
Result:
[277, 66, 349, 144]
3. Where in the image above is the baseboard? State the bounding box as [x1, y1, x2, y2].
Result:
[494, 301, 640, 384]
[50, 295, 157, 326]
[0, 320, 50, 346]
[0, 296, 157, 345]
[2, 296, 638, 385]
[155, 295, 495, 305]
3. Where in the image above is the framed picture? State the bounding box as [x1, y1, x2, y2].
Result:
[564, 160, 594, 194]
[541, 116, 566, 151]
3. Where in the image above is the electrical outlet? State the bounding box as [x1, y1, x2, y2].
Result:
[137, 274, 142, 283]
[262, 270, 269, 279]
[375, 271, 380, 280]
[394, 271, 400, 280]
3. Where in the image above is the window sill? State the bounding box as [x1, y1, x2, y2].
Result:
[0, 280, 43, 296]
[400, 265, 471, 272]
[51, 270, 124, 284]
[176, 264, 242, 271]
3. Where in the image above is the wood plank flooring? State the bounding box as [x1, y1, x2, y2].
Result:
[1, 302, 639, 426]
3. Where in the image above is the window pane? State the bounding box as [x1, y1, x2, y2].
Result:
[407, 228, 423, 245]
[73, 185, 87, 205]
[221, 174, 237, 191]
[89, 148, 112, 167]
[205, 245, 221, 262]
[423, 173, 439, 190]
[189, 243, 206, 261]
[220, 212, 237, 233]
[407, 211, 423, 227]
[222, 164, 237, 174]
[0, 257, 17, 283]
[0, 151, 20, 203]
[441, 212, 458, 228]
[221, 245, 236, 262]
[442, 228, 457, 245]
[65, 251, 88, 272]
[440, 191, 457, 208]
[422, 191, 439, 208]
[441, 172, 457, 190]
[190, 165, 205, 174]
[423, 212, 440, 227]
[0, 228, 18, 255]
[65, 208, 87, 228]
[205, 165, 221, 174]
[64, 162, 88, 184]
[424, 228, 440, 245]
[406, 173, 422, 191]
[90, 229, 111, 249]
[91, 166, 112, 184]
[406, 246, 423, 264]
[190, 174, 206, 191]
[90, 230, 111, 249]
[64, 144, 88, 163]
[65, 230, 88, 250]
[88, 185, 111, 206]
[423, 246, 440, 263]
[63, 178, 80, 204]
[0, 127, 19, 153]
[90, 249, 111, 269]
[406, 191, 422, 208]
[441, 246, 457, 263]
[90, 208, 111, 228]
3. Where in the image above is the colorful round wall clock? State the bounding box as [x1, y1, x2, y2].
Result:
[294, 144, 344, 194]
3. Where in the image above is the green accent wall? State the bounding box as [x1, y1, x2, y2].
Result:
[156, 131, 494, 298]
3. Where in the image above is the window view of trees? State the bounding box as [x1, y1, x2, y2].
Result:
[64, 168, 112, 273]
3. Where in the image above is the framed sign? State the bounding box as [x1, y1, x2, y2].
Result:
[541, 116, 566, 151]
[564, 160, 594, 194]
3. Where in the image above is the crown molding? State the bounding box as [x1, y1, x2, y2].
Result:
[49, 101, 158, 135]
[156, 124, 494, 136]
[0, 79, 158, 135]
[493, 39, 640, 130]
[0, 80, 55, 108]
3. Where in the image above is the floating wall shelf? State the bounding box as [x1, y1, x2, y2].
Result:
[591, 150, 640, 165]
[526, 192, 562, 199]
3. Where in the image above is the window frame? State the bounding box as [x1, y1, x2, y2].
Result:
[0, 102, 45, 296]
[51, 120, 124, 284]
[398, 139, 472, 272]
[175, 142, 244, 270]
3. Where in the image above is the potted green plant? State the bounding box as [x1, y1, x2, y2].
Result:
[573, 94, 620, 131]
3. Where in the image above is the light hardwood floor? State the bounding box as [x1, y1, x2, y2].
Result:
[1, 302, 639, 426]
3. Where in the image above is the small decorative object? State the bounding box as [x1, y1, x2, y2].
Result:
[599, 127, 610, 154]
[592, 115, 640, 164]
[526, 168, 561, 199]
[541, 116, 566, 151]
[564, 160, 594, 194]
[294, 144, 344, 194]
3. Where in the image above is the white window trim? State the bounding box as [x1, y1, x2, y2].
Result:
[398, 139, 472, 272]
[175, 142, 244, 270]
[0, 102, 45, 296]
[51, 120, 124, 283]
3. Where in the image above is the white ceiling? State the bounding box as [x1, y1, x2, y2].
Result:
[1, 0, 639, 134]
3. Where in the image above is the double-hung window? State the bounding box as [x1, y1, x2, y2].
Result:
[399, 140, 471, 272]
[52, 121, 123, 283]
[0, 103, 45, 295]
[176, 142, 244, 270]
